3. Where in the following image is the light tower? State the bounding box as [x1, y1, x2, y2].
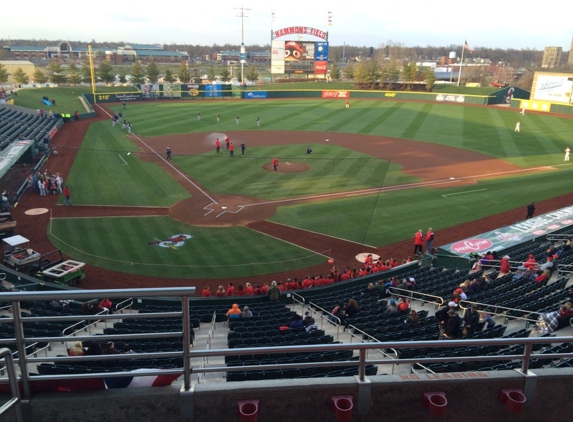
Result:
[235, 5, 250, 86]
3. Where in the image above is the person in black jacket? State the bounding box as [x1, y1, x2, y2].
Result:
[444, 309, 462, 339]
[435, 301, 458, 336]
[463, 304, 481, 337]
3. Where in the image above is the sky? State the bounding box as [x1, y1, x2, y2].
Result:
[2, 0, 572, 51]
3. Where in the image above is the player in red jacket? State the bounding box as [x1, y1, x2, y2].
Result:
[414, 229, 424, 255]
[215, 138, 221, 153]
[272, 157, 279, 171]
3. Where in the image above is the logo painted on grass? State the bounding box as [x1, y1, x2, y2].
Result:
[450, 238, 493, 254]
[147, 234, 193, 250]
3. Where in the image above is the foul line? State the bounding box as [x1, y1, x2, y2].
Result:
[95, 103, 218, 205]
[244, 226, 332, 259]
[118, 154, 128, 165]
[441, 188, 487, 198]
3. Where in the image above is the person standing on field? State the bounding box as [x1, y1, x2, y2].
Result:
[255, 116, 260, 127]
[272, 157, 279, 172]
[216, 114, 220, 123]
[526, 202, 535, 219]
[414, 229, 424, 255]
[63, 186, 72, 206]
[514, 121, 520, 132]
[240, 142, 246, 157]
[426, 228, 435, 254]
[235, 115, 239, 125]
[215, 138, 221, 153]
[565, 146, 570, 161]
[166, 147, 172, 161]
[229, 143, 234, 157]
[197, 112, 200, 122]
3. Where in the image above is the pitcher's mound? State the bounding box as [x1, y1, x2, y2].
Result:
[262, 162, 311, 173]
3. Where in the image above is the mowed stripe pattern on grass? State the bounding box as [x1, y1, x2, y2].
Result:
[48, 216, 326, 279]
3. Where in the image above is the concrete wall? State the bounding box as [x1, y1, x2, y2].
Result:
[4, 367, 573, 422]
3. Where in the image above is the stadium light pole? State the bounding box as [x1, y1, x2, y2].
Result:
[235, 5, 250, 86]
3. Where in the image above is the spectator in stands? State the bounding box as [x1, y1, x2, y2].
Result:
[435, 301, 458, 335]
[303, 311, 315, 327]
[498, 255, 511, 277]
[558, 303, 573, 324]
[102, 341, 121, 354]
[397, 297, 410, 311]
[215, 285, 226, 297]
[99, 298, 113, 314]
[85, 342, 102, 356]
[69, 341, 85, 356]
[290, 314, 304, 329]
[330, 302, 345, 323]
[123, 344, 136, 354]
[405, 309, 419, 324]
[539, 256, 555, 272]
[443, 309, 462, 339]
[364, 283, 377, 295]
[463, 304, 481, 337]
[385, 298, 398, 314]
[226, 303, 242, 320]
[375, 280, 386, 298]
[241, 306, 252, 319]
[480, 311, 496, 330]
[519, 254, 538, 271]
[557, 239, 571, 255]
[81, 301, 91, 315]
[533, 269, 551, 284]
[201, 286, 211, 297]
[459, 280, 471, 292]
[345, 299, 360, 320]
[91, 302, 106, 315]
[267, 281, 281, 301]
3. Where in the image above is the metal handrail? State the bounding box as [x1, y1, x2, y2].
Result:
[0, 347, 22, 422]
[459, 300, 541, 325]
[389, 287, 444, 308]
[547, 233, 573, 241]
[308, 300, 341, 339]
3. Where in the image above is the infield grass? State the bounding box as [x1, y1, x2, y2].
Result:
[48, 216, 326, 279]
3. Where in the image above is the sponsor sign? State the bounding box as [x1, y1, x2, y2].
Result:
[116, 93, 141, 102]
[205, 85, 222, 98]
[441, 205, 573, 257]
[272, 26, 328, 40]
[322, 91, 350, 99]
[245, 91, 268, 99]
[315, 61, 328, 74]
[436, 94, 465, 103]
[316, 42, 329, 61]
[532, 74, 573, 104]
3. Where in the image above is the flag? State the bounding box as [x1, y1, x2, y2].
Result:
[464, 40, 473, 53]
[328, 11, 333, 26]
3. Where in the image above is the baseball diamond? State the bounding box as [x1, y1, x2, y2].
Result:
[8, 96, 573, 292]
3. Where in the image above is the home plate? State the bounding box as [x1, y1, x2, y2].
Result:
[221, 206, 228, 210]
[25, 208, 49, 215]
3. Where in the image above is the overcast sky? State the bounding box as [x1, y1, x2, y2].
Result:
[3, 0, 571, 51]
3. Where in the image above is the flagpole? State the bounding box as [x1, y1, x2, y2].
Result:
[457, 41, 465, 86]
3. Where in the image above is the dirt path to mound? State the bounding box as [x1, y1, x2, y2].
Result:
[9, 105, 573, 292]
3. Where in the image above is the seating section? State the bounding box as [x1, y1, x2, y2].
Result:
[0, 106, 58, 149]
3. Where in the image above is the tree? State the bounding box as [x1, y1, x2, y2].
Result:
[207, 66, 216, 82]
[245, 66, 259, 83]
[117, 67, 128, 84]
[0, 63, 9, 84]
[67, 63, 82, 85]
[191, 69, 201, 83]
[13, 67, 29, 85]
[344, 63, 355, 81]
[146, 61, 160, 84]
[329, 62, 341, 81]
[354, 60, 379, 88]
[32, 69, 48, 84]
[178, 61, 190, 83]
[163, 69, 176, 83]
[130, 61, 146, 85]
[81, 60, 93, 83]
[47, 59, 67, 85]
[424, 67, 436, 91]
[97, 61, 115, 84]
[219, 67, 230, 83]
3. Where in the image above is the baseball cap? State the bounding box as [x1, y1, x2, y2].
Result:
[503, 255, 510, 260]
[448, 301, 458, 307]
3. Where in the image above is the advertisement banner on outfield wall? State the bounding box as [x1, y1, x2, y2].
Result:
[435, 94, 465, 103]
[441, 205, 573, 258]
[322, 91, 350, 99]
[532, 73, 573, 104]
[245, 91, 268, 99]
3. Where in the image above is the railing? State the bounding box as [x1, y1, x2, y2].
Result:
[557, 263, 573, 275]
[307, 300, 342, 339]
[389, 287, 445, 308]
[547, 233, 573, 242]
[0, 287, 195, 401]
[459, 300, 540, 327]
[0, 347, 22, 422]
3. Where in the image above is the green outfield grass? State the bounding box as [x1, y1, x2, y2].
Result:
[47, 216, 326, 279]
[51, 96, 573, 278]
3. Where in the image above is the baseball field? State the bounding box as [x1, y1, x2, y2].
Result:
[11, 88, 573, 288]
